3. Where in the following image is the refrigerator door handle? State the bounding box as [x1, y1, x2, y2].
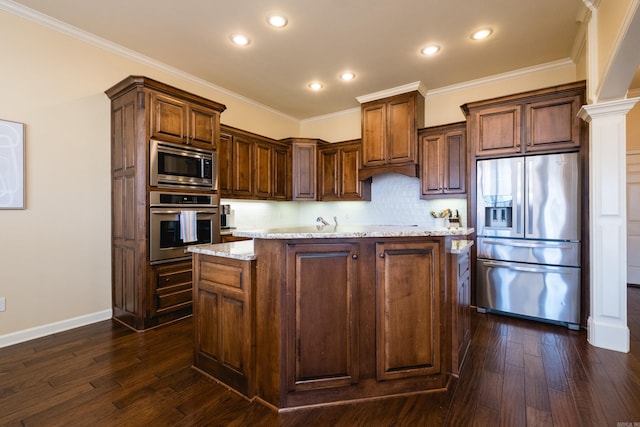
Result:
[527, 158, 534, 235]
[481, 260, 556, 274]
[480, 239, 576, 249]
[516, 159, 523, 234]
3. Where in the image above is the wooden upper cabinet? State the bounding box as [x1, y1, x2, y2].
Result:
[463, 81, 586, 158]
[254, 141, 273, 199]
[291, 139, 319, 201]
[360, 91, 424, 179]
[420, 122, 466, 199]
[525, 94, 582, 152]
[361, 103, 387, 167]
[150, 92, 220, 148]
[271, 142, 291, 201]
[218, 132, 233, 197]
[231, 134, 254, 197]
[318, 146, 339, 200]
[219, 125, 291, 200]
[470, 104, 521, 157]
[318, 140, 371, 201]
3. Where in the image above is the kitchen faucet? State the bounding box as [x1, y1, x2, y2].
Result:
[316, 216, 330, 226]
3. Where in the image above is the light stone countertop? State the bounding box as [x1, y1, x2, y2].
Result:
[190, 226, 474, 260]
[188, 240, 256, 260]
[449, 239, 474, 254]
[232, 225, 474, 240]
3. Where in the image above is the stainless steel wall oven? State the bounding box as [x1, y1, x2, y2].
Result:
[149, 191, 219, 264]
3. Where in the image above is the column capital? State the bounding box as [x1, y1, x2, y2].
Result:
[578, 97, 640, 122]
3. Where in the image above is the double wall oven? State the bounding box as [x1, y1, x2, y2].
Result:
[149, 140, 220, 264]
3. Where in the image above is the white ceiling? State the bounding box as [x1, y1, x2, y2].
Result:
[9, 0, 588, 119]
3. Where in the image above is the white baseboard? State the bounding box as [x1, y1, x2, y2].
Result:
[0, 309, 113, 349]
[587, 316, 630, 353]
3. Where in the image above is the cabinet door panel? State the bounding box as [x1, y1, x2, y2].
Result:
[444, 130, 465, 194]
[362, 104, 386, 166]
[194, 255, 254, 395]
[318, 148, 339, 200]
[232, 136, 254, 196]
[474, 105, 521, 156]
[421, 134, 443, 194]
[376, 241, 441, 380]
[189, 105, 217, 147]
[254, 142, 272, 198]
[218, 132, 233, 196]
[286, 243, 359, 391]
[525, 95, 581, 152]
[387, 99, 414, 164]
[150, 93, 186, 143]
[272, 145, 290, 200]
[340, 143, 367, 200]
[292, 143, 317, 200]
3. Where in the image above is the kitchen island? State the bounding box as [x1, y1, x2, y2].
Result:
[188, 226, 473, 411]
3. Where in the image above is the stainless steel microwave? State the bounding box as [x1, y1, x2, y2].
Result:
[150, 140, 217, 191]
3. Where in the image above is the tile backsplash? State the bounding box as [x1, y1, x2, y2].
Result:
[222, 173, 467, 229]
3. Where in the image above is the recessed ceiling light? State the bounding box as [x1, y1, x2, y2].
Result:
[267, 14, 288, 28]
[471, 28, 493, 40]
[308, 82, 323, 91]
[340, 72, 356, 81]
[230, 33, 250, 46]
[420, 45, 440, 56]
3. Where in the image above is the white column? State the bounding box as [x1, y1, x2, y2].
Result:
[579, 98, 638, 353]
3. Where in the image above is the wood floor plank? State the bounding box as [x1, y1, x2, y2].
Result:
[523, 353, 551, 413]
[500, 362, 526, 427]
[548, 389, 580, 427]
[1, 288, 639, 426]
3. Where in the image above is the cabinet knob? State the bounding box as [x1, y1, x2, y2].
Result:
[352, 254, 358, 260]
[379, 253, 385, 258]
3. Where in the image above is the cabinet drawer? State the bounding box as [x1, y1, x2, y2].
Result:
[157, 268, 192, 290]
[199, 260, 244, 289]
[156, 287, 192, 311]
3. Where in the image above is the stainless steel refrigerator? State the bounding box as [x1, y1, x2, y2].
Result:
[476, 152, 581, 329]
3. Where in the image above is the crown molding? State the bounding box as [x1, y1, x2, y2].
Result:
[356, 81, 427, 104]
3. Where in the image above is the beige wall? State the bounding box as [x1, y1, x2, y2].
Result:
[0, 10, 298, 336]
[0, 7, 582, 339]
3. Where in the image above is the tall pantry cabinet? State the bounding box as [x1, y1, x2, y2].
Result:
[105, 76, 226, 330]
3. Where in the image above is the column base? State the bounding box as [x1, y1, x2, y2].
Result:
[587, 316, 630, 352]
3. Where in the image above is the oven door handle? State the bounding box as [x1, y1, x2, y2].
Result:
[151, 210, 217, 215]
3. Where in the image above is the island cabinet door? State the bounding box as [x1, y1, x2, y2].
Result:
[193, 255, 256, 396]
[375, 241, 441, 381]
[285, 242, 360, 392]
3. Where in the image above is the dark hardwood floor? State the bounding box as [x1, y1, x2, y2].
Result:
[2, 287, 640, 426]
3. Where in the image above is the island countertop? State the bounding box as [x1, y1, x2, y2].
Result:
[232, 225, 474, 239]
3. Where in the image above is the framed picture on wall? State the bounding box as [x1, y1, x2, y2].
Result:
[0, 119, 25, 209]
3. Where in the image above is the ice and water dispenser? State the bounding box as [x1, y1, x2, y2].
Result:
[483, 196, 513, 229]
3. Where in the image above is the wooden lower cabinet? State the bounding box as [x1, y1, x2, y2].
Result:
[193, 253, 256, 396]
[285, 242, 360, 391]
[375, 241, 441, 381]
[193, 236, 455, 410]
[449, 243, 472, 377]
[150, 261, 193, 320]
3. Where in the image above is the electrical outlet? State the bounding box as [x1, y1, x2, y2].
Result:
[0, 297, 5, 312]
